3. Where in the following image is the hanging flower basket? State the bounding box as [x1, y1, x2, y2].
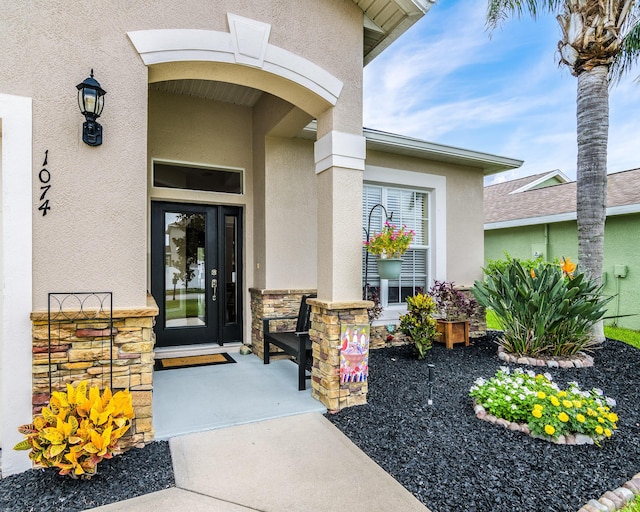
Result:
[364, 222, 414, 281]
[376, 257, 402, 280]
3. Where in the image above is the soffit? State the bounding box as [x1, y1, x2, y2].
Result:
[150, 80, 263, 107]
[354, 0, 435, 64]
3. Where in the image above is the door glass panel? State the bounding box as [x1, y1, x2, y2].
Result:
[164, 212, 206, 328]
[225, 215, 237, 324]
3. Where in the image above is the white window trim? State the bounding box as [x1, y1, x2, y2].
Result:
[364, 165, 447, 324]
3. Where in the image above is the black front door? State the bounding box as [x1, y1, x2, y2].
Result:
[151, 202, 243, 348]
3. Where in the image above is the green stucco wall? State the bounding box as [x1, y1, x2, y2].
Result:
[485, 214, 640, 331]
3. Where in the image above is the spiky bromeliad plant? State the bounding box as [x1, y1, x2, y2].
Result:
[473, 258, 612, 357]
[14, 381, 134, 478]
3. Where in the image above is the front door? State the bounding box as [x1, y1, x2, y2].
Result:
[151, 202, 243, 348]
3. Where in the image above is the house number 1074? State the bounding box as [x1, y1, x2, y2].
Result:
[38, 150, 51, 216]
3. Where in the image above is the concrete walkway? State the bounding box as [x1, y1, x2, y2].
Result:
[88, 413, 430, 512]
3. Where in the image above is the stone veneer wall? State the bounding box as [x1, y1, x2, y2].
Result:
[249, 288, 317, 360]
[369, 287, 486, 348]
[29, 295, 158, 450]
[370, 324, 411, 349]
[458, 286, 486, 338]
[308, 299, 372, 412]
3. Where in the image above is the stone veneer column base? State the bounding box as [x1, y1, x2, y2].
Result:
[307, 298, 372, 412]
[249, 288, 317, 360]
[29, 294, 159, 451]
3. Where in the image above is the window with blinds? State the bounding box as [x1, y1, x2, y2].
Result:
[363, 185, 430, 306]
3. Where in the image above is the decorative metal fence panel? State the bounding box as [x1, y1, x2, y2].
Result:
[47, 292, 115, 395]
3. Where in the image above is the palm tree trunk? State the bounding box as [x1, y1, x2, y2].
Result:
[576, 65, 608, 342]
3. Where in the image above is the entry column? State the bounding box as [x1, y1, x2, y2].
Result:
[312, 130, 372, 411]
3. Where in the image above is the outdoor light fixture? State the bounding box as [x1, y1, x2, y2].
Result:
[76, 69, 106, 146]
[427, 364, 434, 406]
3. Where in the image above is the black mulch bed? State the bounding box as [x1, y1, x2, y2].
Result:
[326, 333, 640, 512]
[1, 335, 638, 512]
[0, 441, 174, 512]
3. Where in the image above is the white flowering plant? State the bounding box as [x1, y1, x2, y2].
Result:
[469, 367, 619, 445]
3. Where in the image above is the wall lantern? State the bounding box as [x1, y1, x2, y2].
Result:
[76, 69, 106, 146]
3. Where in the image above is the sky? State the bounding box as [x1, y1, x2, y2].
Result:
[363, 1, 640, 184]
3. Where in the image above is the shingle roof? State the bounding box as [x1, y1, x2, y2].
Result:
[485, 168, 640, 225]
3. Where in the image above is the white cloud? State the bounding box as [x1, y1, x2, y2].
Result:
[363, 0, 640, 184]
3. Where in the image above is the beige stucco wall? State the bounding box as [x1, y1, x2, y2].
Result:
[264, 137, 318, 289]
[0, 0, 364, 310]
[147, 89, 253, 185]
[366, 150, 486, 287]
[1, 5, 149, 310]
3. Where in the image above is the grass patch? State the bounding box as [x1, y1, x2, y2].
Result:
[604, 325, 640, 349]
[620, 497, 640, 512]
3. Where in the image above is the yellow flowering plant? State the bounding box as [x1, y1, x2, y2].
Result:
[469, 367, 618, 445]
[14, 381, 134, 478]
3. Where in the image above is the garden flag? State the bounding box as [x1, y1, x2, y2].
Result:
[339, 324, 369, 383]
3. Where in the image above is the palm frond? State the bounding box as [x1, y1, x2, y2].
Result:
[486, 0, 564, 31]
[611, 17, 640, 83]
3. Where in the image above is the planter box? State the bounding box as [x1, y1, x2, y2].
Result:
[436, 320, 469, 349]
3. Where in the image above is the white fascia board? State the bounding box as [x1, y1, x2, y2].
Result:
[485, 213, 577, 230]
[607, 203, 640, 216]
[509, 169, 571, 194]
[484, 203, 640, 230]
[364, 128, 523, 173]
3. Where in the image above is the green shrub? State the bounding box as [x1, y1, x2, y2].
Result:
[484, 251, 543, 278]
[473, 258, 611, 356]
[398, 293, 438, 359]
[470, 367, 619, 445]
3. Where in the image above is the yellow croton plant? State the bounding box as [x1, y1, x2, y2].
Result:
[14, 381, 134, 478]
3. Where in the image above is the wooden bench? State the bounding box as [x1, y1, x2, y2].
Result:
[263, 294, 316, 390]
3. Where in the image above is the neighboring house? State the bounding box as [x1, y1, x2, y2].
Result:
[484, 168, 640, 331]
[0, 1, 522, 475]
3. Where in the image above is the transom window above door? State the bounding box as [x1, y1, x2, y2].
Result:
[363, 184, 430, 307]
[153, 161, 243, 194]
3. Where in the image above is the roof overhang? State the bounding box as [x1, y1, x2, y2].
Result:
[354, 0, 436, 65]
[362, 128, 523, 174]
[484, 203, 640, 230]
[299, 123, 523, 174]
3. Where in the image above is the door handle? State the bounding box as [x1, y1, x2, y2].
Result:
[211, 278, 218, 301]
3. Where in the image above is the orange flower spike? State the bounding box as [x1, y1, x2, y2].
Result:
[561, 257, 577, 277]
[530, 269, 536, 279]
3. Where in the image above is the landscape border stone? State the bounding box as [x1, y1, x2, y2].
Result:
[497, 346, 594, 368]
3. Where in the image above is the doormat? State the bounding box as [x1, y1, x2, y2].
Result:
[154, 353, 236, 371]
